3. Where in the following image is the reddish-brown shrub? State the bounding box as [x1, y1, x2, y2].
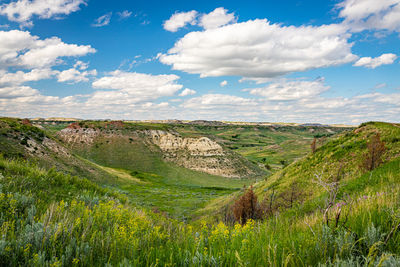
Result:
[311, 137, 317, 153]
[362, 133, 386, 171]
[232, 186, 263, 225]
[21, 119, 32, 126]
[67, 122, 81, 129]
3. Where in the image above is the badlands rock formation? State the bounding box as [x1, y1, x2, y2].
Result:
[143, 130, 254, 178]
[58, 127, 256, 178]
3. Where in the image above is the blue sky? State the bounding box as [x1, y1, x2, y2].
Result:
[0, 0, 399, 124]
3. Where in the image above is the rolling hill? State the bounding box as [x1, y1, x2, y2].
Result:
[2, 118, 398, 266]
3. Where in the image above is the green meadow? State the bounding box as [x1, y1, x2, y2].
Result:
[1, 118, 400, 266]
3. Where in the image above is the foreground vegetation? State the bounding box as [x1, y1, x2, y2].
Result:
[0, 119, 399, 266]
[1, 154, 399, 266]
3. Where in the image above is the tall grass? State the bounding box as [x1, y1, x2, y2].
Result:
[1, 155, 400, 266]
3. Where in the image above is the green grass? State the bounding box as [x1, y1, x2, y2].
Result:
[68, 130, 261, 219]
[197, 121, 400, 221]
[1, 144, 399, 266]
[0, 118, 257, 219]
[74, 149, 252, 219]
[172, 124, 349, 173]
[2, 118, 400, 266]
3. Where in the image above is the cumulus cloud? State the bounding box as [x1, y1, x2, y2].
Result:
[179, 88, 196, 96]
[163, 10, 197, 32]
[248, 78, 330, 101]
[91, 70, 183, 104]
[0, 0, 86, 27]
[159, 20, 356, 78]
[1, 78, 399, 124]
[220, 80, 228, 87]
[353, 53, 397, 68]
[0, 68, 55, 85]
[173, 90, 400, 124]
[337, 0, 400, 32]
[0, 85, 39, 98]
[0, 30, 96, 69]
[57, 68, 97, 83]
[199, 7, 236, 30]
[0, 70, 184, 119]
[92, 12, 112, 27]
[0, 28, 97, 116]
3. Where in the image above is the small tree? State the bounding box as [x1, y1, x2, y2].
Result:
[313, 165, 349, 228]
[233, 186, 261, 225]
[362, 133, 386, 171]
[259, 187, 277, 217]
[280, 181, 304, 208]
[311, 137, 317, 153]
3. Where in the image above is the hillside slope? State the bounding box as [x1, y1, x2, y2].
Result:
[1, 120, 399, 266]
[0, 118, 116, 184]
[200, 121, 400, 221]
[0, 118, 257, 218]
[56, 122, 264, 178]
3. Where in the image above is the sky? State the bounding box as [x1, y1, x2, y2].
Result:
[0, 0, 399, 124]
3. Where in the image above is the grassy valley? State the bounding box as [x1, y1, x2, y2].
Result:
[1, 118, 400, 266]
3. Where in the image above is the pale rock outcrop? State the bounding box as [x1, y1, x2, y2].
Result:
[143, 130, 253, 178]
[144, 130, 224, 156]
[58, 128, 101, 145]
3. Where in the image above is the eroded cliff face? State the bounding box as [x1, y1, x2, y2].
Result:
[58, 128, 102, 145]
[143, 130, 254, 178]
[57, 128, 257, 178]
[143, 130, 224, 156]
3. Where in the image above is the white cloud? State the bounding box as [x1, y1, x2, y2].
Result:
[163, 10, 197, 32]
[0, 0, 86, 26]
[159, 20, 356, 78]
[92, 12, 112, 27]
[118, 10, 132, 19]
[179, 88, 196, 96]
[220, 80, 228, 87]
[0, 68, 55, 85]
[374, 93, 400, 105]
[173, 90, 399, 124]
[0, 70, 183, 119]
[1, 79, 399, 124]
[0, 30, 96, 69]
[248, 78, 330, 101]
[0, 85, 39, 98]
[239, 77, 275, 84]
[91, 70, 183, 103]
[74, 60, 88, 70]
[353, 53, 397, 68]
[199, 7, 236, 30]
[357, 92, 400, 106]
[57, 68, 97, 83]
[337, 0, 400, 32]
[182, 94, 256, 109]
